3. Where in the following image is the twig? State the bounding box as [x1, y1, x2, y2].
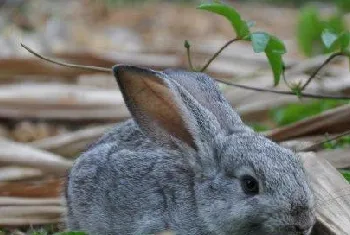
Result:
[184, 40, 196, 71]
[20, 43, 111, 73]
[200, 38, 240, 72]
[282, 65, 293, 89]
[22, 43, 350, 99]
[300, 52, 344, 90]
[217, 78, 350, 99]
[301, 129, 350, 152]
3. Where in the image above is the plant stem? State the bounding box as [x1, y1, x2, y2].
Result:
[301, 129, 350, 152]
[200, 38, 240, 72]
[20, 43, 111, 73]
[217, 78, 350, 99]
[185, 40, 196, 71]
[300, 52, 344, 91]
[282, 65, 293, 89]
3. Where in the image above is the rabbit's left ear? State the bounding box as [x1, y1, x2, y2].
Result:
[113, 65, 197, 149]
[163, 69, 251, 135]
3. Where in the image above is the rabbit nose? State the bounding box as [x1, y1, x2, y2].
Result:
[291, 204, 309, 216]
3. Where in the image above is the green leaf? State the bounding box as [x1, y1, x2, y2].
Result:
[297, 6, 324, 57]
[339, 169, 350, 183]
[271, 99, 348, 126]
[321, 29, 338, 49]
[342, 173, 350, 182]
[251, 32, 270, 53]
[198, 3, 250, 39]
[336, 0, 350, 13]
[297, 6, 346, 56]
[326, 14, 346, 35]
[184, 40, 190, 49]
[291, 84, 303, 99]
[248, 123, 270, 132]
[323, 15, 346, 54]
[264, 36, 286, 86]
[330, 31, 350, 52]
[266, 36, 287, 54]
[266, 52, 284, 86]
[322, 134, 350, 150]
[339, 32, 350, 51]
[31, 232, 48, 235]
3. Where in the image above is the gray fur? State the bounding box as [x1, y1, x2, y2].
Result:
[66, 66, 316, 235]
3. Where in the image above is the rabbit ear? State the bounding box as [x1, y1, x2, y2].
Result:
[113, 65, 196, 148]
[163, 69, 251, 134]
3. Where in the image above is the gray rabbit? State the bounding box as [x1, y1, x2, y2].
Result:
[65, 65, 316, 235]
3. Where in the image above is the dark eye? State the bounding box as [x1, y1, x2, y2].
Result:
[241, 175, 259, 195]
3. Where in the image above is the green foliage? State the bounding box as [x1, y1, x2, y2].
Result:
[336, 0, 350, 13]
[262, 0, 350, 9]
[339, 169, 350, 182]
[248, 123, 271, 132]
[251, 32, 270, 53]
[198, 2, 286, 85]
[321, 30, 350, 53]
[193, 1, 350, 95]
[184, 40, 190, 49]
[326, 14, 347, 35]
[198, 3, 250, 39]
[321, 30, 339, 49]
[26, 225, 59, 235]
[297, 7, 324, 57]
[266, 53, 284, 86]
[323, 135, 350, 149]
[30, 231, 48, 235]
[250, 33, 286, 85]
[290, 83, 303, 98]
[271, 99, 349, 126]
[297, 5, 347, 57]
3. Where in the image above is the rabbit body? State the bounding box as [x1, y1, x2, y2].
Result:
[66, 119, 206, 235]
[66, 67, 316, 235]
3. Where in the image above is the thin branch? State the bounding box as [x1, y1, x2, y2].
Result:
[184, 40, 196, 71]
[200, 38, 240, 72]
[217, 78, 350, 99]
[20, 43, 111, 73]
[21, 43, 350, 100]
[301, 130, 350, 152]
[300, 52, 344, 91]
[282, 65, 293, 89]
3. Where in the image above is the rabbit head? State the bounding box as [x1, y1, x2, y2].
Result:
[113, 65, 316, 235]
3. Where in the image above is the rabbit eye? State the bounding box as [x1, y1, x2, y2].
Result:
[241, 175, 259, 195]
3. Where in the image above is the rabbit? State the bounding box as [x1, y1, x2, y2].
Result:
[65, 65, 316, 235]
